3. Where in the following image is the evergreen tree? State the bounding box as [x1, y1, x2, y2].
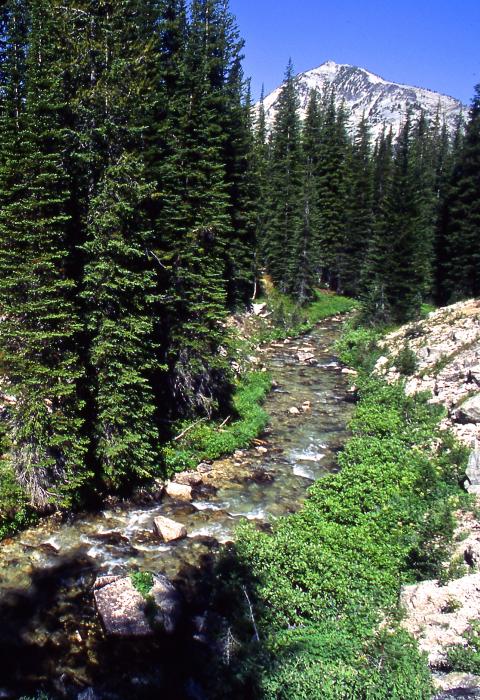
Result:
[361, 126, 394, 321]
[252, 85, 270, 296]
[295, 88, 322, 302]
[434, 116, 464, 304]
[340, 114, 373, 296]
[264, 59, 303, 293]
[0, 0, 88, 507]
[78, 0, 161, 486]
[315, 91, 349, 290]
[443, 85, 480, 300]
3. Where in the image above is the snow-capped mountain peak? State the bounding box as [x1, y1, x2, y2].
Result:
[261, 61, 465, 140]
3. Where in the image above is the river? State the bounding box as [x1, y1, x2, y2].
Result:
[0, 318, 353, 699]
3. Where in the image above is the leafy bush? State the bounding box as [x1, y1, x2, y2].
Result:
[130, 570, 154, 598]
[335, 324, 382, 372]
[447, 620, 480, 673]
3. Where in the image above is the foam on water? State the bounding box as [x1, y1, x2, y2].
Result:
[293, 464, 316, 480]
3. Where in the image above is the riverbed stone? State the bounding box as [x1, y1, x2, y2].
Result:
[165, 481, 193, 501]
[153, 515, 187, 543]
[288, 406, 300, 415]
[93, 576, 152, 637]
[151, 574, 183, 634]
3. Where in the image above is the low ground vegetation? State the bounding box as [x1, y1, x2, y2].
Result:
[207, 323, 470, 699]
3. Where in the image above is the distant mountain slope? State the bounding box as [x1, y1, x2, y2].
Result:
[261, 60, 465, 139]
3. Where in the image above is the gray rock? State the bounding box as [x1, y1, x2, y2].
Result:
[151, 574, 183, 634]
[93, 576, 152, 637]
[457, 395, 480, 424]
[165, 481, 193, 501]
[153, 515, 187, 543]
[434, 672, 480, 697]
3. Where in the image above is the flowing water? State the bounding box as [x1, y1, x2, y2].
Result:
[0, 319, 354, 699]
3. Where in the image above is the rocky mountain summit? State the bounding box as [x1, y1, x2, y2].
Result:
[261, 60, 465, 140]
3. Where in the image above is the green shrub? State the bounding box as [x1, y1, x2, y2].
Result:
[220, 364, 465, 698]
[335, 325, 382, 372]
[395, 344, 418, 376]
[447, 620, 480, 673]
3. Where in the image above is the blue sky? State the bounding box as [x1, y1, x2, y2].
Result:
[229, 0, 480, 105]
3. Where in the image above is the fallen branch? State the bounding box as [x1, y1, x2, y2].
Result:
[173, 418, 207, 442]
[217, 415, 231, 430]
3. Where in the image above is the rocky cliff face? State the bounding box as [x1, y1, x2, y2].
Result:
[261, 60, 465, 140]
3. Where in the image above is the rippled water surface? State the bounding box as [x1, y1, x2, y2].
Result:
[0, 319, 354, 698]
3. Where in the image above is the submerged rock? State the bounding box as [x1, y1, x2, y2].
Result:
[93, 576, 152, 637]
[153, 515, 187, 543]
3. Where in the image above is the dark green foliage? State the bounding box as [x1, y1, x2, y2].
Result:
[264, 60, 303, 295]
[395, 344, 418, 376]
[443, 85, 480, 300]
[339, 116, 374, 297]
[0, 0, 88, 508]
[82, 154, 160, 487]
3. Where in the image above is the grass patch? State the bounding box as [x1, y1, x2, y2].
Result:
[130, 570, 154, 598]
[162, 370, 272, 474]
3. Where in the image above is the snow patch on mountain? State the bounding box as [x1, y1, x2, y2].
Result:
[261, 61, 465, 140]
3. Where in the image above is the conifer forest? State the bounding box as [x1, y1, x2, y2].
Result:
[0, 1, 479, 699]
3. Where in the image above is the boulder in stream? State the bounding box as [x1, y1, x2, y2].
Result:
[153, 515, 187, 543]
[165, 481, 193, 501]
[93, 576, 152, 637]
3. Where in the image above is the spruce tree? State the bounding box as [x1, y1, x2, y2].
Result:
[361, 127, 394, 321]
[340, 115, 374, 296]
[315, 91, 349, 290]
[443, 85, 480, 300]
[0, 0, 88, 508]
[264, 59, 303, 294]
[295, 88, 322, 302]
[78, 0, 161, 487]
